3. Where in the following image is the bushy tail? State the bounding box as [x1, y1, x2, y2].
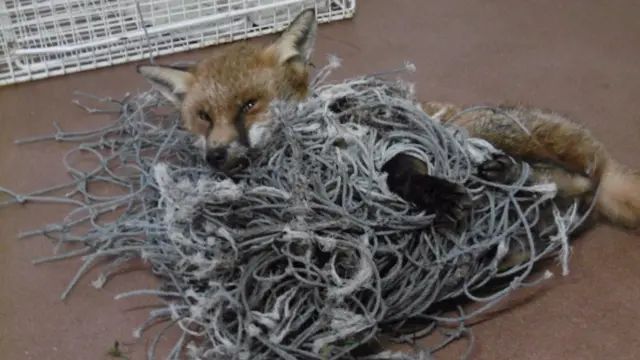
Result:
[594, 159, 640, 230]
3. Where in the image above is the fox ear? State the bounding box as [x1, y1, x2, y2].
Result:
[269, 8, 318, 65]
[136, 64, 195, 106]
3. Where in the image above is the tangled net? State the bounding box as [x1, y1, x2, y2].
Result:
[1, 57, 587, 360]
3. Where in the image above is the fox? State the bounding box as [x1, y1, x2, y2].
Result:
[136, 9, 640, 269]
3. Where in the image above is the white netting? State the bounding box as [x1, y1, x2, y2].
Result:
[0, 0, 355, 86]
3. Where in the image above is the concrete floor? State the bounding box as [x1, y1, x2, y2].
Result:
[2, 0, 640, 359]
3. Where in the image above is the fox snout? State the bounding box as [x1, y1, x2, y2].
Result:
[205, 146, 227, 168]
[204, 145, 250, 174]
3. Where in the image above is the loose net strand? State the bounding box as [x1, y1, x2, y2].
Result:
[0, 57, 592, 360]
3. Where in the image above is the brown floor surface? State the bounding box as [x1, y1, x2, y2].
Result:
[2, 0, 640, 359]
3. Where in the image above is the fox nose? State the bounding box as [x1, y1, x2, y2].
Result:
[205, 147, 227, 168]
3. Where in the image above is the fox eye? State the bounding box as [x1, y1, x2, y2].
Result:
[241, 99, 257, 113]
[198, 110, 212, 124]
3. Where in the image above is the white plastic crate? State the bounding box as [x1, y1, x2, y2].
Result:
[0, 0, 356, 86]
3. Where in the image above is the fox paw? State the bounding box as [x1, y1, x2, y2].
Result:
[477, 153, 516, 183]
[382, 153, 472, 227]
[418, 176, 473, 227]
[386, 173, 472, 227]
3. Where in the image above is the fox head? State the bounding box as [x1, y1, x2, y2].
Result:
[136, 9, 318, 174]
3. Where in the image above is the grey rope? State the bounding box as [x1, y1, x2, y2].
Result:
[0, 57, 591, 360]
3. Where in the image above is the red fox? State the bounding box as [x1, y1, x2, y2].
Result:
[136, 9, 640, 259]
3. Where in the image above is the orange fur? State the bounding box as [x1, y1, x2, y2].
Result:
[422, 100, 640, 231]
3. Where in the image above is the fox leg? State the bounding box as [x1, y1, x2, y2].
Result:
[381, 153, 472, 228]
[477, 155, 595, 198]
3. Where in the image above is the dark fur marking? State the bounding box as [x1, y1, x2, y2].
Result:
[285, 54, 305, 66]
[233, 110, 250, 147]
[167, 64, 195, 72]
[515, 154, 589, 177]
